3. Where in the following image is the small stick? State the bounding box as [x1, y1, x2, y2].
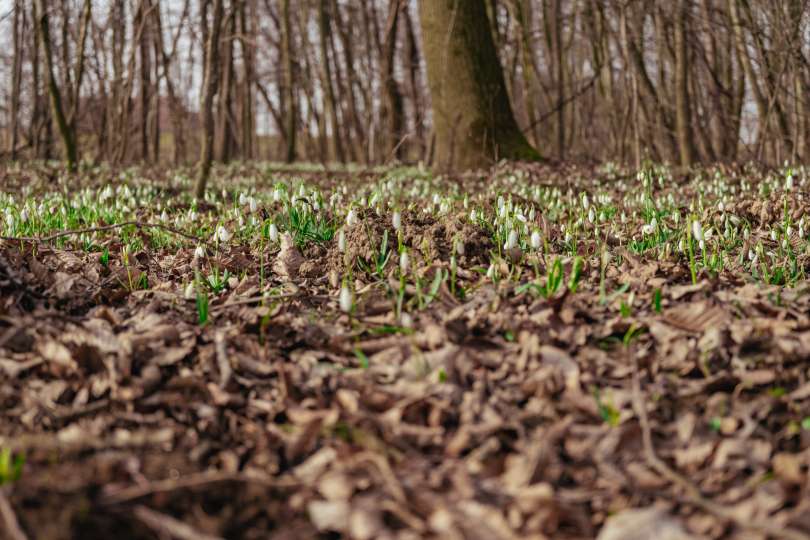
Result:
[102, 471, 296, 505]
[0, 489, 28, 540]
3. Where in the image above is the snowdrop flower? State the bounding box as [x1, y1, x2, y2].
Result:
[786, 174, 794, 191]
[505, 229, 518, 250]
[699, 239, 705, 251]
[486, 263, 496, 280]
[743, 228, 750, 240]
[194, 245, 205, 259]
[641, 223, 654, 235]
[249, 197, 258, 213]
[770, 230, 777, 241]
[346, 209, 357, 227]
[692, 220, 703, 242]
[339, 284, 353, 313]
[239, 193, 248, 205]
[269, 223, 279, 242]
[392, 211, 401, 231]
[588, 208, 595, 224]
[786, 225, 793, 237]
[455, 239, 465, 256]
[704, 227, 713, 240]
[216, 225, 231, 243]
[273, 188, 282, 202]
[400, 312, 413, 328]
[530, 230, 541, 250]
[19, 209, 28, 222]
[469, 209, 477, 222]
[499, 205, 508, 219]
[337, 229, 346, 252]
[529, 207, 536, 221]
[581, 193, 589, 210]
[564, 232, 572, 243]
[782, 238, 789, 249]
[399, 250, 410, 274]
[184, 282, 196, 299]
[678, 238, 685, 252]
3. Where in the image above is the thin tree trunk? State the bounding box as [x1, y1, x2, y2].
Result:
[317, 0, 344, 163]
[281, 0, 296, 162]
[35, 0, 78, 171]
[195, 0, 224, 198]
[8, 1, 23, 160]
[674, 0, 695, 167]
[380, 0, 404, 161]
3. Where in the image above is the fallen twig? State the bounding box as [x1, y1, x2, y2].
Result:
[0, 488, 28, 540]
[101, 471, 297, 505]
[133, 505, 224, 540]
[631, 360, 810, 540]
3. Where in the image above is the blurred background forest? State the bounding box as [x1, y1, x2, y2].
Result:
[0, 0, 808, 170]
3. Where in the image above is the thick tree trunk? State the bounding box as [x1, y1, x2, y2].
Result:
[35, 0, 78, 172]
[418, 0, 539, 170]
[195, 0, 224, 199]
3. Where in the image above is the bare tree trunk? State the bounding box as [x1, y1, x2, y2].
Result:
[317, 0, 344, 163]
[238, 0, 254, 160]
[8, 1, 23, 159]
[138, 0, 152, 161]
[418, 0, 539, 170]
[552, 0, 565, 159]
[215, 7, 236, 163]
[281, 0, 296, 162]
[380, 0, 404, 161]
[151, 0, 188, 164]
[35, 0, 78, 171]
[674, 0, 695, 167]
[195, 0, 224, 198]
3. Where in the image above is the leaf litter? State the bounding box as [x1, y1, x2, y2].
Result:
[0, 162, 809, 539]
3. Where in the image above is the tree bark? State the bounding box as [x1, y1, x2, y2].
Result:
[380, 0, 404, 161]
[35, 0, 78, 172]
[418, 0, 540, 170]
[8, 1, 23, 160]
[195, 0, 224, 199]
[281, 0, 297, 162]
[673, 0, 695, 167]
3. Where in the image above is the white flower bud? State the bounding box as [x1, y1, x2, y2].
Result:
[392, 211, 401, 231]
[399, 250, 410, 274]
[505, 229, 518, 250]
[184, 282, 196, 299]
[194, 245, 205, 259]
[692, 220, 703, 242]
[269, 223, 279, 242]
[337, 229, 346, 252]
[339, 285, 353, 313]
[530, 230, 541, 249]
[216, 225, 231, 243]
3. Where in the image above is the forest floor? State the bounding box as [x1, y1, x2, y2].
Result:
[1, 161, 809, 540]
